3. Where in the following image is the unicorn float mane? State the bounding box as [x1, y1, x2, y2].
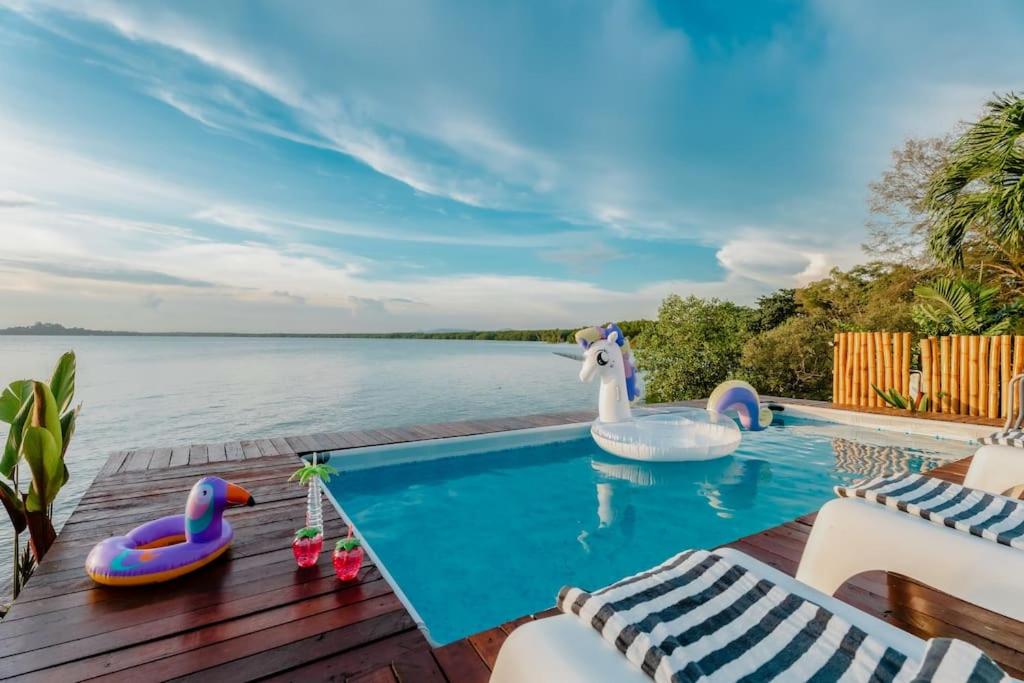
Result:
[575, 322, 642, 402]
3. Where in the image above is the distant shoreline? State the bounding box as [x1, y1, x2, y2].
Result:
[0, 322, 650, 343]
[0, 323, 582, 344]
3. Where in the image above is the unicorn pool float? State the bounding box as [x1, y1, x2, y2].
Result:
[86, 476, 255, 586]
[577, 324, 771, 462]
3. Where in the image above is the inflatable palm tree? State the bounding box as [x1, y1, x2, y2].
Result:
[289, 453, 338, 534]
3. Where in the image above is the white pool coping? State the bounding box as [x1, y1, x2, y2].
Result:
[775, 402, 991, 443]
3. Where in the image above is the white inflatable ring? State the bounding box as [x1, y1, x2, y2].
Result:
[590, 409, 741, 462]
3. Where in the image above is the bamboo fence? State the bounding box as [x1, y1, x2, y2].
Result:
[833, 332, 1024, 420]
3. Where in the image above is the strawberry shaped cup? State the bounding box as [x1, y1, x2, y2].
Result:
[292, 526, 323, 568]
[333, 534, 364, 581]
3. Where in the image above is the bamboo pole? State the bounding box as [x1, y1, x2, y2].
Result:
[978, 335, 989, 418]
[843, 331, 851, 403]
[882, 332, 893, 394]
[968, 335, 980, 417]
[891, 332, 901, 395]
[929, 336, 940, 411]
[832, 333, 840, 403]
[1001, 334, 1012, 419]
[852, 333, 862, 407]
[902, 332, 912, 396]
[950, 335, 961, 414]
[1015, 336, 1024, 418]
[866, 333, 878, 406]
[920, 337, 932, 407]
[940, 335, 951, 414]
[861, 332, 871, 406]
[987, 336, 1000, 418]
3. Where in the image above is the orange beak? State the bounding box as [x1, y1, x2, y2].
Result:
[226, 482, 255, 507]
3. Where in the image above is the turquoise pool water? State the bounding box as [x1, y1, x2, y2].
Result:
[327, 415, 975, 645]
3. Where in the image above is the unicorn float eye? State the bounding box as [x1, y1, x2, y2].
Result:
[596, 350, 609, 366]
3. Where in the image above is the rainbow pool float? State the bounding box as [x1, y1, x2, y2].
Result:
[85, 476, 254, 586]
[707, 380, 773, 431]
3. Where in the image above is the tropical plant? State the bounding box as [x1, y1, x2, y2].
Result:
[871, 384, 931, 413]
[912, 278, 1019, 335]
[925, 93, 1024, 282]
[0, 351, 78, 598]
[288, 453, 337, 535]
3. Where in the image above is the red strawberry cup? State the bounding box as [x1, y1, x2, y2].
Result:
[292, 526, 323, 568]
[333, 533, 364, 581]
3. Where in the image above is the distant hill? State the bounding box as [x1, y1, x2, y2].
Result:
[0, 321, 652, 344]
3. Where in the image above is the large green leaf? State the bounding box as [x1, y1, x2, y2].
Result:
[0, 477, 26, 533]
[22, 426, 61, 512]
[0, 379, 32, 424]
[49, 352, 76, 415]
[31, 382, 62, 455]
[0, 395, 33, 479]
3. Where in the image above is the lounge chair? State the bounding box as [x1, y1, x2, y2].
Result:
[490, 547, 1010, 682]
[796, 461, 1024, 622]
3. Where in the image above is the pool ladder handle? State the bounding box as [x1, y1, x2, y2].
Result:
[1004, 373, 1024, 432]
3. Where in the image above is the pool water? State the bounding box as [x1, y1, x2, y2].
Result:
[327, 416, 975, 645]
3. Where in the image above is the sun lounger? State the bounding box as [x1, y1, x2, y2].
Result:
[979, 374, 1024, 448]
[491, 547, 1010, 682]
[796, 472, 1024, 622]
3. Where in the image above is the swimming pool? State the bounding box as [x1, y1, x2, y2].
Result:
[325, 413, 976, 645]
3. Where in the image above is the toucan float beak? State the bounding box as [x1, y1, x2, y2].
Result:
[226, 482, 255, 507]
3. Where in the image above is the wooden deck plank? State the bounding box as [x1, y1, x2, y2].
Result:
[206, 441, 227, 462]
[168, 445, 190, 468]
[3, 404, 1020, 682]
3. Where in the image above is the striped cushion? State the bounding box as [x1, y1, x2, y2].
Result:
[836, 474, 1024, 550]
[558, 549, 915, 682]
[911, 639, 1010, 682]
[979, 429, 1024, 448]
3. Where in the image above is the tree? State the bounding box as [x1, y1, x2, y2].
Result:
[866, 135, 953, 264]
[912, 278, 1022, 336]
[751, 289, 798, 333]
[925, 92, 1024, 291]
[740, 316, 834, 400]
[634, 295, 755, 402]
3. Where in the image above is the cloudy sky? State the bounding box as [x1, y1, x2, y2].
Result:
[1, 1, 1022, 332]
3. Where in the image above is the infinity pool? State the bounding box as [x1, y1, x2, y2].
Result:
[326, 414, 975, 645]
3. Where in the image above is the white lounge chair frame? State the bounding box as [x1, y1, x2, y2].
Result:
[796, 444, 1024, 623]
[490, 548, 926, 683]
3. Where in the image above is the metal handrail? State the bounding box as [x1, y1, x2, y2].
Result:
[1005, 373, 1024, 432]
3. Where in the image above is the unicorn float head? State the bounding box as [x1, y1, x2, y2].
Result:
[577, 323, 642, 423]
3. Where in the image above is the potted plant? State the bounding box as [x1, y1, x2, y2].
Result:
[288, 452, 337, 568]
[333, 529, 363, 581]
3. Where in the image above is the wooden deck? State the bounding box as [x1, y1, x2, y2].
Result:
[2, 403, 1020, 681]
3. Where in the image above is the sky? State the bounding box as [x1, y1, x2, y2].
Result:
[1, 1, 1022, 333]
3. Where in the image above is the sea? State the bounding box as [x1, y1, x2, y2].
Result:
[0, 336, 592, 597]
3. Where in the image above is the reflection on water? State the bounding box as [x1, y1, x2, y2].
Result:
[580, 455, 773, 550]
[830, 437, 944, 480]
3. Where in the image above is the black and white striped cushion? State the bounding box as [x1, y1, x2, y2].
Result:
[558, 549, 914, 682]
[979, 429, 1024, 448]
[910, 638, 1010, 682]
[836, 474, 1024, 550]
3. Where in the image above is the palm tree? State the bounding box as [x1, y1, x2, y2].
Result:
[912, 278, 1016, 335]
[925, 92, 1024, 281]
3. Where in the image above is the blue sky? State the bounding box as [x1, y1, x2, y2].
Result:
[1, 1, 1022, 332]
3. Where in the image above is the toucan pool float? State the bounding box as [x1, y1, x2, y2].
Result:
[577, 324, 741, 462]
[85, 476, 254, 586]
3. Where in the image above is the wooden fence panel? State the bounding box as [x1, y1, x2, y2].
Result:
[832, 332, 1023, 421]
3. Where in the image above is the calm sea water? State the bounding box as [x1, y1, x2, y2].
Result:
[0, 336, 591, 595]
[331, 419, 975, 644]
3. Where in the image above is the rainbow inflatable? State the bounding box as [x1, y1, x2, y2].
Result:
[708, 380, 773, 431]
[85, 477, 254, 586]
